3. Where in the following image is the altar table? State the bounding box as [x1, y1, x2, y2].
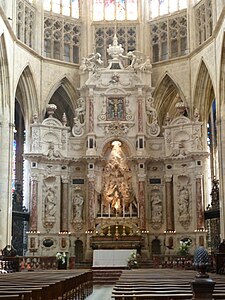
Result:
[93, 249, 136, 267]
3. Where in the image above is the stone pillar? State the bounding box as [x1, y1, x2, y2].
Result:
[191, 278, 215, 300]
[88, 95, 94, 133]
[196, 176, 204, 229]
[61, 176, 69, 232]
[138, 180, 146, 229]
[87, 179, 95, 230]
[137, 95, 143, 133]
[165, 176, 174, 231]
[30, 174, 38, 231]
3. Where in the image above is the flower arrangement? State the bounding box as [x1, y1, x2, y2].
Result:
[56, 252, 67, 264]
[127, 251, 138, 269]
[178, 238, 192, 256]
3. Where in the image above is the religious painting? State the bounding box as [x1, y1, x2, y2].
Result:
[106, 97, 125, 121]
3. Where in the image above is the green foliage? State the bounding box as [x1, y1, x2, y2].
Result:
[56, 252, 67, 263]
[178, 238, 192, 256]
[127, 251, 138, 269]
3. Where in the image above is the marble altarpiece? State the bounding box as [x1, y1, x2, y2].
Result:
[25, 35, 208, 260]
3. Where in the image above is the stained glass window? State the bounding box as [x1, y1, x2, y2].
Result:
[93, 0, 137, 21]
[150, 0, 187, 18]
[43, 0, 79, 18]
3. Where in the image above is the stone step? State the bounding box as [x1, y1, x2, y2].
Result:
[92, 268, 123, 284]
[137, 259, 155, 268]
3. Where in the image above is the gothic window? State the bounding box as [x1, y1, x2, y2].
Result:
[93, 0, 138, 21]
[195, 0, 212, 46]
[16, 0, 35, 48]
[44, 15, 81, 63]
[150, 0, 187, 19]
[150, 11, 187, 62]
[106, 97, 125, 121]
[43, 0, 79, 18]
[95, 25, 137, 64]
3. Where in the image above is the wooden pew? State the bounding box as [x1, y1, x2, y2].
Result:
[0, 269, 93, 300]
[112, 269, 225, 300]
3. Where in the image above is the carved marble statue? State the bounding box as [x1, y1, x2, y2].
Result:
[45, 187, 56, 218]
[178, 186, 190, 228]
[101, 141, 136, 216]
[73, 193, 84, 221]
[151, 191, 162, 227]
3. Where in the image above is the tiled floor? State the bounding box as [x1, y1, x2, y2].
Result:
[86, 285, 114, 300]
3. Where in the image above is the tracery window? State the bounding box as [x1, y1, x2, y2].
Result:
[16, 0, 35, 48]
[43, 0, 79, 18]
[95, 25, 137, 64]
[93, 0, 138, 21]
[44, 14, 81, 63]
[195, 0, 212, 46]
[150, 0, 187, 19]
[150, 11, 187, 62]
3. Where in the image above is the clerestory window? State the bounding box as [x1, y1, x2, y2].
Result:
[150, 0, 187, 19]
[93, 0, 138, 21]
[43, 0, 79, 18]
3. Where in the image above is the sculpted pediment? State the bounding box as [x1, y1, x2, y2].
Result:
[170, 116, 191, 126]
[42, 117, 63, 128]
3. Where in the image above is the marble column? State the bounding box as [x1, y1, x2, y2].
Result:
[30, 174, 38, 231]
[138, 180, 146, 229]
[88, 96, 94, 133]
[61, 176, 69, 232]
[88, 179, 95, 230]
[196, 176, 204, 229]
[165, 176, 174, 231]
[137, 95, 143, 133]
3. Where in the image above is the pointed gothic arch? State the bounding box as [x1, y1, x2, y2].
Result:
[15, 64, 38, 124]
[193, 59, 215, 122]
[0, 33, 10, 116]
[44, 76, 78, 128]
[153, 73, 186, 127]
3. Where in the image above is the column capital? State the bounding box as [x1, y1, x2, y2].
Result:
[31, 174, 38, 181]
[61, 176, 69, 184]
[165, 175, 172, 182]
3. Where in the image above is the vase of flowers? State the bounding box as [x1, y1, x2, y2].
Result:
[56, 252, 67, 269]
[178, 238, 192, 256]
[127, 251, 138, 269]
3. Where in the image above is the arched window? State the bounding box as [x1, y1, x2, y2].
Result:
[93, 0, 138, 21]
[43, 0, 79, 18]
[150, 0, 187, 19]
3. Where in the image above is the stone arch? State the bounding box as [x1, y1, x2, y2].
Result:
[153, 73, 187, 127]
[43, 76, 78, 128]
[193, 59, 215, 122]
[0, 33, 10, 117]
[15, 64, 39, 125]
[99, 136, 135, 157]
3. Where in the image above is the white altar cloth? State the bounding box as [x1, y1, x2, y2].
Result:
[93, 249, 136, 267]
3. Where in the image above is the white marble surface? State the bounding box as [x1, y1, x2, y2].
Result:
[93, 249, 135, 267]
[86, 285, 114, 300]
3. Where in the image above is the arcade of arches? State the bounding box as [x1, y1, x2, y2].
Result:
[0, 0, 224, 263]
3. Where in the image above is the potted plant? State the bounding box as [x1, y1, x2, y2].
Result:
[56, 252, 67, 269]
[127, 251, 138, 269]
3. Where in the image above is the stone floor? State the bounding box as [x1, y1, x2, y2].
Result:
[86, 285, 114, 300]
